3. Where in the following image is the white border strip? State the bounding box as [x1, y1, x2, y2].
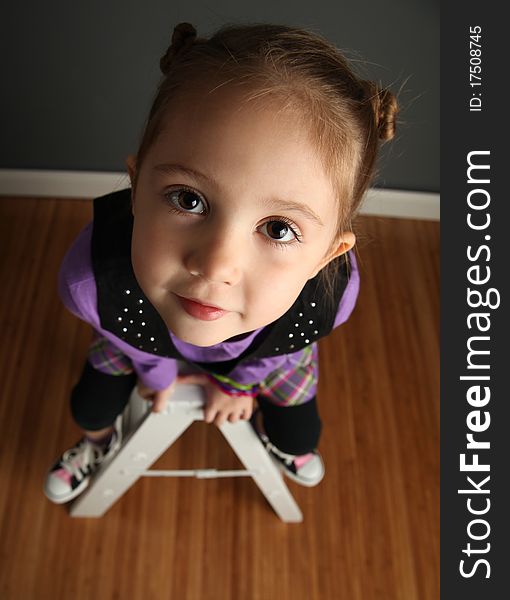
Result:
[0, 169, 131, 199]
[362, 188, 439, 220]
[0, 169, 439, 220]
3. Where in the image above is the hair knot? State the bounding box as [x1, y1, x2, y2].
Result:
[359, 80, 398, 141]
[160, 22, 198, 75]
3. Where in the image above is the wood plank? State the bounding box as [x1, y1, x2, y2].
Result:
[0, 197, 439, 600]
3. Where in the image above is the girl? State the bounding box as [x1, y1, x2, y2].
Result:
[44, 22, 397, 503]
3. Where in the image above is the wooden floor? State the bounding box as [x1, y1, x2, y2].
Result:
[0, 196, 439, 600]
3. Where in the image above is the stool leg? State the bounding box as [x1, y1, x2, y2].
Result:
[70, 385, 203, 517]
[220, 420, 303, 522]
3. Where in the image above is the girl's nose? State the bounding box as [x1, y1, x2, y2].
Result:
[184, 226, 243, 286]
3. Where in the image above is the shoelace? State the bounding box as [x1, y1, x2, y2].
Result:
[60, 439, 106, 482]
[253, 412, 299, 465]
[257, 433, 299, 466]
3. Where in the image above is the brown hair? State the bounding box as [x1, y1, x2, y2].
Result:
[134, 22, 398, 300]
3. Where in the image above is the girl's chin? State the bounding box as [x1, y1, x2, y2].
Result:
[175, 333, 229, 347]
[167, 323, 232, 348]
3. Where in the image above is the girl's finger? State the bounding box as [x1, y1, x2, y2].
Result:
[151, 391, 162, 412]
[136, 385, 152, 400]
[214, 412, 228, 427]
[228, 411, 242, 424]
[213, 407, 231, 427]
[203, 405, 216, 424]
[152, 395, 167, 413]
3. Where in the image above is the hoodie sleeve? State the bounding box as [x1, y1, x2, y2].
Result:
[333, 249, 360, 329]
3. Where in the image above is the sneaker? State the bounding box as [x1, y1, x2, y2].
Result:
[250, 409, 325, 487]
[44, 417, 122, 504]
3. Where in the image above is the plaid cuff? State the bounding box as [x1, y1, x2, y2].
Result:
[206, 373, 259, 398]
[88, 333, 134, 376]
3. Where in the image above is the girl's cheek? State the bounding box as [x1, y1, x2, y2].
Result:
[254, 251, 291, 272]
[256, 261, 304, 296]
[261, 247, 311, 272]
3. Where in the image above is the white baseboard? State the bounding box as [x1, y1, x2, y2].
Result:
[0, 169, 439, 220]
[0, 169, 131, 199]
[362, 188, 439, 220]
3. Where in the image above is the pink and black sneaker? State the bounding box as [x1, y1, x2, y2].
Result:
[44, 419, 122, 504]
[250, 409, 325, 487]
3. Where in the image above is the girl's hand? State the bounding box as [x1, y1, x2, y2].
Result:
[137, 379, 177, 413]
[176, 373, 254, 427]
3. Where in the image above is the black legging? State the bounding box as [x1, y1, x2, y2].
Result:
[71, 361, 322, 454]
[70, 361, 136, 431]
[256, 395, 322, 455]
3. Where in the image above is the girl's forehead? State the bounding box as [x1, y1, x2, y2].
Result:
[162, 78, 309, 140]
[152, 126, 331, 204]
[153, 84, 323, 179]
[176, 88, 288, 126]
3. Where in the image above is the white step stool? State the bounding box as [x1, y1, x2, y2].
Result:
[70, 384, 303, 522]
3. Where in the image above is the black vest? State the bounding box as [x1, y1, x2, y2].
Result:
[91, 188, 350, 376]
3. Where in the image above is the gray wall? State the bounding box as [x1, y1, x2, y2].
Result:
[1, 1, 439, 192]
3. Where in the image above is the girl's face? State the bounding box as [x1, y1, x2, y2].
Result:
[129, 83, 354, 347]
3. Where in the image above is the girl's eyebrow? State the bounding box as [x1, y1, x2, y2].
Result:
[153, 162, 324, 226]
[154, 162, 218, 187]
[261, 197, 324, 227]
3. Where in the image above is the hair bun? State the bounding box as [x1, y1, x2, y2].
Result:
[360, 81, 398, 141]
[160, 23, 198, 75]
[375, 87, 398, 141]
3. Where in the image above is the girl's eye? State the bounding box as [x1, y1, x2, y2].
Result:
[164, 188, 206, 214]
[259, 219, 302, 244]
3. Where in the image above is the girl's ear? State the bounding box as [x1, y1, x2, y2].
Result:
[125, 155, 137, 185]
[309, 231, 356, 279]
[125, 155, 137, 214]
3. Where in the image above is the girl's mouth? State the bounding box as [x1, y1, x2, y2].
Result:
[174, 294, 230, 321]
